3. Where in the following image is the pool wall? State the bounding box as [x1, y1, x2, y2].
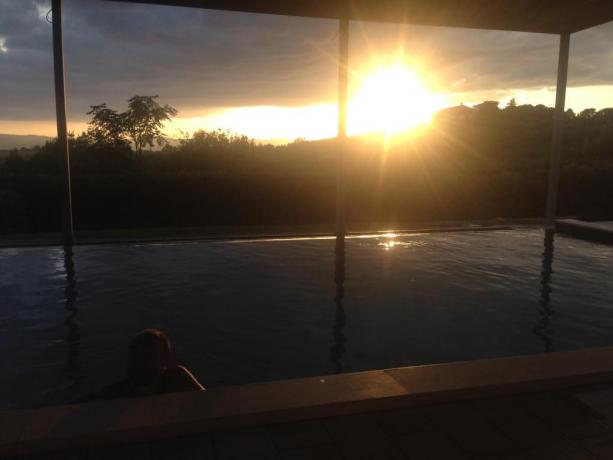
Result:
[3, 346, 613, 458]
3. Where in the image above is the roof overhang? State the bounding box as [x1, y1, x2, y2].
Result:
[102, 0, 613, 34]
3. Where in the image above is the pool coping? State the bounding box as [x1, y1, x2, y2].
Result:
[556, 219, 613, 244]
[0, 218, 548, 249]
[3, 347, 613, 457]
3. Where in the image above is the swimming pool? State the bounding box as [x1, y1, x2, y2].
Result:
[1, 227, 612, 409]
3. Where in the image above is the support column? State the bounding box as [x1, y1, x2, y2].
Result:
[545, 32, 570, 229]
[336, 17, 349, 237]
[52, 0, 74, 246]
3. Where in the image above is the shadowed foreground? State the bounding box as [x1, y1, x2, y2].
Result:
[9, 384, 613, 459]
[6, 348, 613, 459]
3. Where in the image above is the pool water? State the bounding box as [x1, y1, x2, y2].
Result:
[1, 228, 612, 409]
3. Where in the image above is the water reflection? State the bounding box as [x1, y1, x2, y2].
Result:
[330, 236, 347, 373]
[63, 245, 82, 384]
[533, 229, 554, 353]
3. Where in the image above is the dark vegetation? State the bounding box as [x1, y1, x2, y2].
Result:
[2, 97, 613, 234]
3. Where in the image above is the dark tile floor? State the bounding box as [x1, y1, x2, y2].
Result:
[13, 384, 613, 460]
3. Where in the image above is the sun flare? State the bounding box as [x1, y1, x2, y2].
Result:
[349, 63, 445, 136]
[166, 63, 447, 143]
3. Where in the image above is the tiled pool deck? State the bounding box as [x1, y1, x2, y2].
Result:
[5, 348, 613, 459]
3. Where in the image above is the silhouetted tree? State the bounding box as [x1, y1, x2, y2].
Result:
[85, 96, 177, 155]
[86, 104, 128, 149]
[4, 101, 613, 234]
[474, 100, 500, 116]
[123, 95, 178, 156]
[2, 150, 27, 174]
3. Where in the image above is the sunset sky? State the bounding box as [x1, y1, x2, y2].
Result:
[2, 0, 613, 143]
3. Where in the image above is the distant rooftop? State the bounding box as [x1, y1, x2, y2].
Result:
[105, 0, 613, 34]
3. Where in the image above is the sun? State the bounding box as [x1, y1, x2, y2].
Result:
[349, 63, 444, 136]
[167, 62, 446, 143]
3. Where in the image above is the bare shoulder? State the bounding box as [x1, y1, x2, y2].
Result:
[177, 365, 206, 389]
[163, 365, 205, 392]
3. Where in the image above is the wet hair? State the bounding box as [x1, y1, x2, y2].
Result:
[131, 328, 171, 358]
[128, 329, 171, 387]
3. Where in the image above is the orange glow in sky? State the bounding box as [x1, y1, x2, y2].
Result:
[7, 60, 613, 144]
[168, 61, 447, 143]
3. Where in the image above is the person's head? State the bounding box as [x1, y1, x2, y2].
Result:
[128, 328, 171, 392]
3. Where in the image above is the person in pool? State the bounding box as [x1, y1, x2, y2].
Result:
[95, 328, 204, 400]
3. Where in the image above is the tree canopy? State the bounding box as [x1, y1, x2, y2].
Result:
[2, 100, 613, 234]
[86, 95, 177, 155]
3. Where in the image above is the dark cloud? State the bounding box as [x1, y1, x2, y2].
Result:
[0, 0, 339, 121]
[1, 0, 613, 123]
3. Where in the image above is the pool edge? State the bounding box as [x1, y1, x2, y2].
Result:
[4, 346, 613, 457]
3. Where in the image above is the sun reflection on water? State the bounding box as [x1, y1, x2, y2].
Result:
[378, 238, 426, 251]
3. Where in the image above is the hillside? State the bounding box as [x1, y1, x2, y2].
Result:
[0, 134, 53, 150]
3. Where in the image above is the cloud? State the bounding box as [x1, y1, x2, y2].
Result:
[0, 0, 339, 122]
[1, 0, 613, 128]
[34, 1, 50, 21]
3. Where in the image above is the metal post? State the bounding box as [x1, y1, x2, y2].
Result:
[336, 17, 349, 237]
[545, 32, 570, 228]
[331, 234, 346, 373]
[52, 0, 74, 245]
